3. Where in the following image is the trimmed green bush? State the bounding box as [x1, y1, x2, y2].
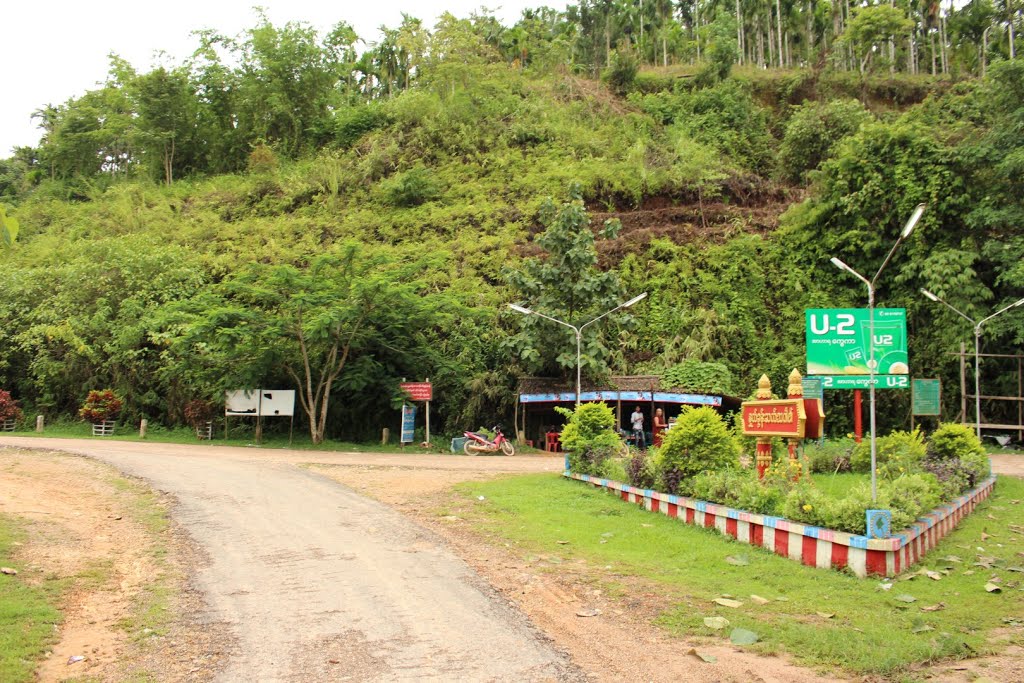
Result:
[558, 402, 622, 478]
[851, 429, 926, 475]
[927, 423, 987, 461]
[656, 406, 740, 494]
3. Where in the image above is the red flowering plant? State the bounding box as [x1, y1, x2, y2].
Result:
[183, 399, 214, 428]
[0, 389, 23, 424]
[79, 389, 124, 424]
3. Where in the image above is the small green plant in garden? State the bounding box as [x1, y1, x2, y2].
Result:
[923, 422, 990, 496]
[850, 428, 926, 476]
[79, 389, 124, 424]
[557, 402, 622, 478]
[805, 437, 854, 473]
[656, 406, 740, 494]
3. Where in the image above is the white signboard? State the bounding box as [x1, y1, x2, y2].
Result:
[225, 389, 296, 417]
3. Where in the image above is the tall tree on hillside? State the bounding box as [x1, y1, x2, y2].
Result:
[133, 66, 195, 185]
[506, 183, 630, 380]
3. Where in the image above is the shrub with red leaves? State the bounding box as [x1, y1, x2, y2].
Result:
[0, 389, 23, 423]
[79, 389, 124, 423]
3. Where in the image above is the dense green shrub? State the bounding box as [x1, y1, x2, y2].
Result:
[660, 359, 734, 395]
[691, 469, 747, 507]
[625, 449, 657, 489]
[656, 406, 740, 494]
[782, 482, 831, 528]
[630, 80, 774, 173]
[558, 402, 623, 478]
[886, 473, 942, 530]
[380, 164, 441, 207]
[602, 47, 638, 96]
[805, 438, 855, 474]
[333, 104, 389, 149]
[923, 423, 990, 495]
[851, 429, 926, 476]
[927, 423, 986, 461]
[777, 99, 871, 183]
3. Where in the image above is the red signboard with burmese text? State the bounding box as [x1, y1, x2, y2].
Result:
[400, 382, 433, 402]
[740, 399, 807, 439]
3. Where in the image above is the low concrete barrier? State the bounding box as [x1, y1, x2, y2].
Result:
[564, 470, 996, 577]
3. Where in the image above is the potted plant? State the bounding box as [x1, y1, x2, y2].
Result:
[0, 389, 22, 431]
[80, 389, 124, 436]
[184, 399, 215, 440]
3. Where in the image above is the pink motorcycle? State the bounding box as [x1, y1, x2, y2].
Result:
[463, 425, 515, 456]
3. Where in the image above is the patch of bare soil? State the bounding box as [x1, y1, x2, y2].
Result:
[0, 447, 230, 682]
[310, 463, 841, 683]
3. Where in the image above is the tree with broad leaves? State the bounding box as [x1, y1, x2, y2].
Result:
[505, 183, 632, 381]
[164, 245, 435, 444]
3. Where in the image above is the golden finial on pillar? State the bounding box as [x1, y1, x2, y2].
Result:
[756, 374, 772, 400]
[788, 369, 803, 398]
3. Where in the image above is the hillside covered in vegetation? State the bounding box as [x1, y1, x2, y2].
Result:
[1, 6, 1023, 441]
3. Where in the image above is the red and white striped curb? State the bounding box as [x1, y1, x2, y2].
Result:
[565, 471, 996, 577]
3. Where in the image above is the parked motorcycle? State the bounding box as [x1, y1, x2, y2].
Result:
[463, 426, 515, 456]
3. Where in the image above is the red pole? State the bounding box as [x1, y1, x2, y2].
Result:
[853, 389, 863, 443]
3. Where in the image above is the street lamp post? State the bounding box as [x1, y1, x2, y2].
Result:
[508, 293, 648, 408]
[921, 289, 1024, 439]
[830, 204, 926, 502]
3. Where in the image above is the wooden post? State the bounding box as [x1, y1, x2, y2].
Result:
[139, 419, 148, 439]
[960, 341, 967, 425]
[513, 390, 519, 443]
[35, 415, 44, 432]
[425, 377, 431, 446]
[755, 375, 773, 480]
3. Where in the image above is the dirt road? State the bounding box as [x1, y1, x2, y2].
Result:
[0, 437, 575, 682]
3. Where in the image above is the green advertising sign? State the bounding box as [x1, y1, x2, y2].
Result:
[801, 376, 823, 401]
[806, 308, 909, 377]
[912, 379, 942, 416]
[812, 375, 911, 390]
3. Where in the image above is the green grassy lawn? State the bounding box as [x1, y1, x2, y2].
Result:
[0, 516, 64, 683]
[1, 421, 492, 456]
[451, 473, 1024, 678]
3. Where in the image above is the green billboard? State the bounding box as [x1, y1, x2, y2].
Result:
[912, 379, 942, 416]
[806, 308, 909, 378]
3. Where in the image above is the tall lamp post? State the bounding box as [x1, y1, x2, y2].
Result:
[830, 204, 926, 502]
[921, 290, 1024, 439]
[508, 293, 648, 408]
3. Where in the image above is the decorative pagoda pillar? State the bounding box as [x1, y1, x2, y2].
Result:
[755, 374, 773, 479]
[787, 369, 804, 481]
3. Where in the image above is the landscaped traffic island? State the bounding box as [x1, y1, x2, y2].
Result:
[560, 399, 994, 577]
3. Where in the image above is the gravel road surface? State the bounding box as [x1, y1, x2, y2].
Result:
[0, 437, 575, 682]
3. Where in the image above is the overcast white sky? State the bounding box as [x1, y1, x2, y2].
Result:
[2, 1, 569, 156]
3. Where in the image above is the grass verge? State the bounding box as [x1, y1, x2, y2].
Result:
[451, 473, 1024, 678]
[3, 421, 485, 456]
[0, 515, 64, 683]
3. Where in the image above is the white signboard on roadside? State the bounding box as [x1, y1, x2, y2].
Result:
[225, 389, 295, 417]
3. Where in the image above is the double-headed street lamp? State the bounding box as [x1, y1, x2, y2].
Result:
[508, 293, 648, 408]
[920, 289, 1024, 439]
[830, 204, 926, 502]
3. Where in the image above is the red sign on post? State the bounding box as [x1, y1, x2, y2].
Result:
[740, 399, 807, 438]
[400, 382, 433, 401]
